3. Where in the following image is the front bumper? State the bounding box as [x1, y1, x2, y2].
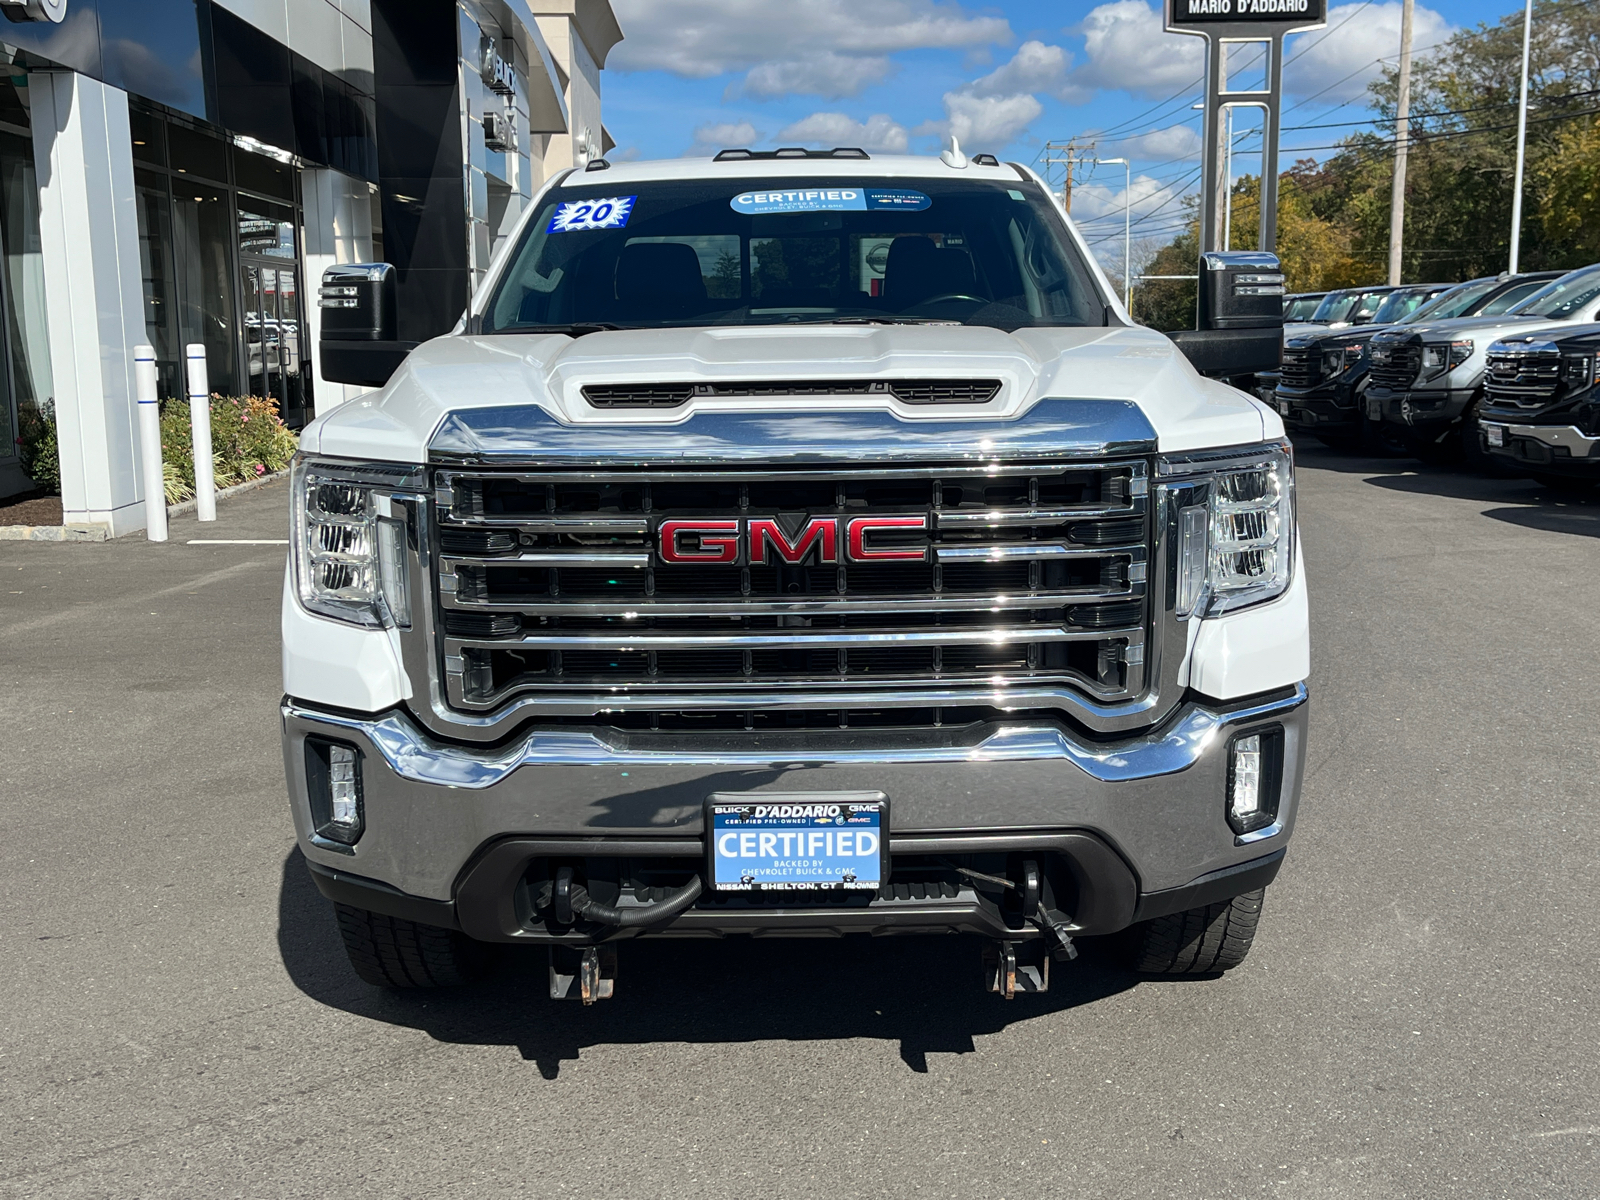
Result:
[282, 684, 1308, 942]
[1370, 384, 1474, 429]
[1275, 381, 1361, 432]
[1479, 420, 1600, 474]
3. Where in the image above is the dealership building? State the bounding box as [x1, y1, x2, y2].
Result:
[0, 0, 621, 532]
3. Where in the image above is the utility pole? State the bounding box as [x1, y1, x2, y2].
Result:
[1387, 0, 1414, 286]
[1043, 138, 1096, 213]
[1508, 0, 1533, 274]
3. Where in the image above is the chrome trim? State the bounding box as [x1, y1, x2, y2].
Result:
[934, 542, 1133, 561]
[1234, 818, 1284, 847]
[934, 505, 1131, 526]
[440, 590, 1136, 615]
[441, 550, 651, 567]
[1480, 421, 1600, 459]
[445, 516, 653, 533]
[282, 683, 1307, 791]
[427, 398, 1159, 465]
[458, 626, 1138, 651]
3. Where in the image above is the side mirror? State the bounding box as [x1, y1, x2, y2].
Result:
[1169, 251, 1286, 381]
[318, 263, 418, 388]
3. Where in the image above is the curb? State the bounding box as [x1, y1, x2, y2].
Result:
[0, 469, 289, 543]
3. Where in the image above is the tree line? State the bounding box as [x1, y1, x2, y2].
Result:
[1131, 0, 1600, 332]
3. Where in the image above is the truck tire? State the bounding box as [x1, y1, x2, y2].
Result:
[334, 902, 494, 988]
[1125, 888, 1265, 974]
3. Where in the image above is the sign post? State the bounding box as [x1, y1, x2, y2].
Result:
[1166, 0, 1327, 257]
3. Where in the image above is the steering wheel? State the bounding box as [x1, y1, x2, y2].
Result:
[917, 293, 986, 306]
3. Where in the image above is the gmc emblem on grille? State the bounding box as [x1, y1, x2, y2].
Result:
[657, 516, 928, 564]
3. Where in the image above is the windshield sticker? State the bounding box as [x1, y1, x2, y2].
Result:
[730, 188, 932, 215]
[548, 196, 636, 233]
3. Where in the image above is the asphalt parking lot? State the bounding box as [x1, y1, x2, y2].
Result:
[2, 448, 1597, 1199]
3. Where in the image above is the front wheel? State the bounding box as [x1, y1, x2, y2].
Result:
[334, 903, 496, 988]
[1123, 889, 1265, 974]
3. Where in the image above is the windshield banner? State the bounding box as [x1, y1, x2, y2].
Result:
[548, 196, 636, 233]
[730, 187, 931, 215]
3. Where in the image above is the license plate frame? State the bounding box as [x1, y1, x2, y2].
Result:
[705, 791, 888, 893]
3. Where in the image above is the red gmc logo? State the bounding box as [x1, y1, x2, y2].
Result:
[658, 516, 928, 564]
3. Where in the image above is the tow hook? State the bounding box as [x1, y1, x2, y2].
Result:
[550, 945, 618, 1004]
[983, 858, 1077, 999]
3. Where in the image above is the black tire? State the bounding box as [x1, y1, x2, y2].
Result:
[1125, 888, 1265, 974]
[1459, 397, 1494, 471]
[334, 902, 495, 988]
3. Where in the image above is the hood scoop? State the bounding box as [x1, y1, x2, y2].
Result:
[581, 378, 1003, 409]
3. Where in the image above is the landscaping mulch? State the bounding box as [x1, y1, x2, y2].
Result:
[0, 489, 63, 527]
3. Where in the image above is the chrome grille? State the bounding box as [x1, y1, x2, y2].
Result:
[431, 461, 1150, 713]
[1485, 350, 1561, 407]
[1368, 342, 1420, 390]
[581, 379, 1003, 408]
[1278, 348, 1319, 390]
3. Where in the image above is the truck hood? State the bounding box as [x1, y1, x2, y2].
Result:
[1386, 313, 1555, 342]
[302, 323, 1271, 462]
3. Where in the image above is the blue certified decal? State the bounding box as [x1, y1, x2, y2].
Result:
[547, 195, 636, 233]
[730, 187, 932, 215]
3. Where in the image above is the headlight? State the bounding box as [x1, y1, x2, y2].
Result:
[291, 456, 424, 627]
[1421, 339, 1473, 378]
[1160, 443, 1296, 619]
[1562, 354, 1597, 390]
[1320, 346, 1358, 379]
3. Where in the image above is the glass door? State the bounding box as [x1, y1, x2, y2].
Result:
[238, 197, 312, 427]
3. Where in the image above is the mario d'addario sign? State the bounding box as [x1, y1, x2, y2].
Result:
[1169, 0, 1328, 23]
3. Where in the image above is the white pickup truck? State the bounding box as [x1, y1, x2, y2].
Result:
[283, 148, 1309, 1001]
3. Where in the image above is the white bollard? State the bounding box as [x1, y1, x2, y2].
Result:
[133, 345, 167, 543]
[185, 343, 216, 522]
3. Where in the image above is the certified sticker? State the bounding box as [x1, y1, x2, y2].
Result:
[547, 196, 636, 233]
[730, 187, 931, 215]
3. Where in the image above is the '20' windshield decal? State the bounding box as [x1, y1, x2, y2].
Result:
[547, 196, 636, 233]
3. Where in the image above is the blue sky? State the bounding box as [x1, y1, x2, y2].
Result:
[604, 0, 1520, 268]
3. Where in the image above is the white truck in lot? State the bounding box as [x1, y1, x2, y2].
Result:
[283, 148, 1309, 1001]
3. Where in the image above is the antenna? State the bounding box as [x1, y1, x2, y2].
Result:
[941, 135, 968, 169]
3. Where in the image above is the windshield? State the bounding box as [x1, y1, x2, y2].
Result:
[1372, 288, 1443, 325]
[1508, 267, 1600, 320]
[1284, 295, 1323, 320]
[1479, 278, 1550, 315]
[1407, 278, 1495, 322]
[1312, 289, 1388, 323]
[481, 175, 1105, 333]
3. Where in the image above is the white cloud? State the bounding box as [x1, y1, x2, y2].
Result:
[610, 1, 1012, 82]
[1068, 1, 1453, 104]
[1068, 173, 1178, 224]
[1105, 122, 1202, 162]
[924, 92, 1045, 149]
[684, 120, 761, 157]
[778, 112, 910, 152]
[968, 39, 1087, 104]
[734, 53, 897, 101]
[1071, 1, 1204, 101]
[1283, 2, 1453, 103]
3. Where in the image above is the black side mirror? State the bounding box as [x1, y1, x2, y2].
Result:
[1169, 251, 1286, 381]
[318, 263, 418, 388]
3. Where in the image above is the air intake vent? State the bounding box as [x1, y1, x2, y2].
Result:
[582, 379, 1003, 408]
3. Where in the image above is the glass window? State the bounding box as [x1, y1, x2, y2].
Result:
[484, 176, 1105, 333]
[0, 129, 51, 461]
[1283, 295, 1323, 321]
[234, 150, 295, 201]
[1484, 278, 1559, 316]
[172, 182, 238, 394]
[1408, 278, 1497, 322]
[238, 201, 295, 260]
[1311, 292, 1357, 323]
[1350, 291, 1390, 322]
[1509, 267, 1600, 320]
[130, 107, 166, 168]
[167, 122, 229, 183]
[135, 172, 181, 397]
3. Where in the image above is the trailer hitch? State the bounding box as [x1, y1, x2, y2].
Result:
[550, 945, 617, 1004]
[983, 858, 1077, 999]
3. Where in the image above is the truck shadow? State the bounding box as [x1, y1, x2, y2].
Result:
[276, 850, 1140, 1078]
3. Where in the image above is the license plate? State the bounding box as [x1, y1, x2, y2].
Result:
[1277, 400, 1290, 416]
[707, 793, 886, 892]
[1367, 397, 1382, 420]
[1486, 424, 1506, 447]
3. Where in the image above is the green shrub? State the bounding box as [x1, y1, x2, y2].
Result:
[160, 395, 298, 501]
[15, 398, 60, 494]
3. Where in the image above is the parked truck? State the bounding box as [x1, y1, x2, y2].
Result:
[284, 148, 1309, 1001]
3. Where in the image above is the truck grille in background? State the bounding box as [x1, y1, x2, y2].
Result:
[1278, 349, 1319, 390]
[581, 379, 1003, 408]
[1484, 350, 1562, 407]
[1368, 343, 1421, 390]
[431, 461, 1150, 715]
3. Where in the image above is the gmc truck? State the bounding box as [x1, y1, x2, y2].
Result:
[1480, 323, 1600, 490]
[285, 149, 1308, 1002]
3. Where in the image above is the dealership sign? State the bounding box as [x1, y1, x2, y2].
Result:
[1168, 0, 1327, 25]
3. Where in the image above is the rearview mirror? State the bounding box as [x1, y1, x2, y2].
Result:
[318, 263, 418, 388]
[1168, 251, 1285, 381]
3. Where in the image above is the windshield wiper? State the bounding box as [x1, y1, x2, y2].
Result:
[514, 322, 624, 337]
[809, 316, 962, 326]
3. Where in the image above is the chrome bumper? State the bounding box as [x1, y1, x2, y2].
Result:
[1480, 421, 1600, 460]
[282, 683, 1308, 908]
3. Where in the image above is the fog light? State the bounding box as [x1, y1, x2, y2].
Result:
[307, 739, 365, 845]
[1227, 727, 1283, 837]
